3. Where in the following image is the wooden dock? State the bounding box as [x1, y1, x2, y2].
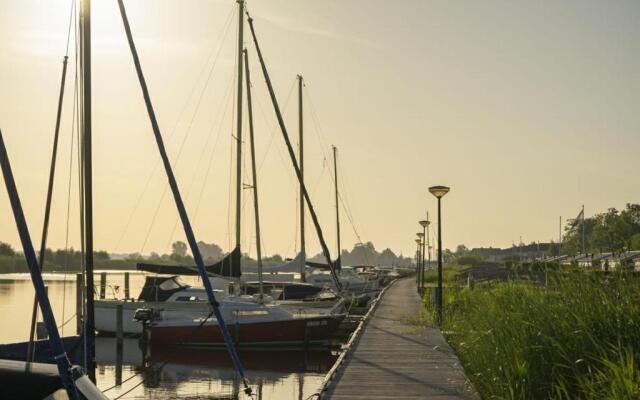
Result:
[321, 278, 477, 399]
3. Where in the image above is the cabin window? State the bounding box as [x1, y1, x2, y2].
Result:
[235, 310, 270, 316]
[175, 296, 201, 302]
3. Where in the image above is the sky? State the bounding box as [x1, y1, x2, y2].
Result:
[0, 0, 639, 260]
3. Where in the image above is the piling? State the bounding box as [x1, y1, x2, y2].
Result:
[76, 273, 82, 335]
[99, 271, 106, 299]
[116, 303, 124, 386]
[116, 304, 124, 344]
[124, 272, 130, 300]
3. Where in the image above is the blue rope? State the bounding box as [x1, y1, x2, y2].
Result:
[0, 130, 80, 400]
[116, 0, 250, 394]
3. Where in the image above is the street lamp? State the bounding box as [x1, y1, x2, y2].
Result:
[414, 238, 422, 285]
[419, 218, 430, 293]
[429, 185, 449, 325]
[416, 232, 424, 293]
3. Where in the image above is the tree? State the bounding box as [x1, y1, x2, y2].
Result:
[630, 233, 640, 251]
[171, 241, 188, 257]
[455, 244, 469, 255]
[0, 242, 15, 257]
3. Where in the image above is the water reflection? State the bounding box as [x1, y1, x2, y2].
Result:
[1, 274, 336, 399]
[96, 337, 335, 399]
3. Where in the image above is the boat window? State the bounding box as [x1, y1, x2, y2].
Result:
[235, 310, 270, 316]
[175, 296, 201, 302]
[159, 277, 184, 291]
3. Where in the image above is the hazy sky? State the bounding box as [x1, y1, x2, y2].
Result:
[1, 0, 639, 260]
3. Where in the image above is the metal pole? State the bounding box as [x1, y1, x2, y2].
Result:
[244, 49, 263, 299]
[333, 146, 341, 270]
[437, 197, 443, 325]
[81, 0, 96, 380]
[124, 271, 130, 299]
[582, 205, 585, 254]
[427, 213, 431, 272]
[234, 0, 245, 253]
[298, 74, 305, 282]
[421, 225, 426, 293]
[27, 54, 69, 362]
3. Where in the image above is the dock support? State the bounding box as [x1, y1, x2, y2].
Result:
[99, 272, 106, 299]
[124, 272, 130, 300]
[116, 303, 123, 386]
[76, 273, 83, 335]
[116, 304, 124, 344]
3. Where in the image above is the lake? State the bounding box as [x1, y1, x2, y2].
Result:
[0, 272, 336, 399]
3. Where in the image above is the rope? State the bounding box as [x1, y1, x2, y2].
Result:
[114, 6, 236, 254]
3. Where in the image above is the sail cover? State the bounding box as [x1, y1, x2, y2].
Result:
[136, 247, 241, 278]
[242, 251, 306, 274]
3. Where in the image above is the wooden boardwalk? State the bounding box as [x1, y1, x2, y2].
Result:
[322, 278, 477, 399]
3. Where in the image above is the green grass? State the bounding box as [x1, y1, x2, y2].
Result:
[422, 271, 640, 399]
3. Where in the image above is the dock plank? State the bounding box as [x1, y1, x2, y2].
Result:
[323, 278, 476, 399]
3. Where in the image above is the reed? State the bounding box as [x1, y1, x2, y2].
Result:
[423, 271, 640, 399]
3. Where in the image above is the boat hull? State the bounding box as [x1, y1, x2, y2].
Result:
[150, 314, 345, 347]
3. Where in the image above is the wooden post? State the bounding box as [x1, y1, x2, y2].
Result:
[99, 271, 106, 299]
[76, 273, 83, 335]
[116, 304, 123, 345]
[124, 272, 130, 300]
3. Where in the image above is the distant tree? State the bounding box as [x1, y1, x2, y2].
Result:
[0, 242, 15, 257]
[455, 244, 469, 255]
[197, 241, 224, 260]
[171, 241, 188, 257]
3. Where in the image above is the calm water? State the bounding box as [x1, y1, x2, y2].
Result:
[0, 272, 336, 399]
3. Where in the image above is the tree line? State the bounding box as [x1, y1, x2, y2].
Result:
[0, 239, 413, 273]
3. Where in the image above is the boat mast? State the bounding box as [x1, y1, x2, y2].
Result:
[246, 14, 342, 291]
[234, 0, 245, 256]
[116, 0, 251, 393]
[27, 54, 70, 362]
[298, 74, 305, 282]
[332, 146, 341, 270]
[80, 0, 96, 381]
[244, 49, 263, 299]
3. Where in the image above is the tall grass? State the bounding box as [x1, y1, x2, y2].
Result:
[424, 271, 640, 399]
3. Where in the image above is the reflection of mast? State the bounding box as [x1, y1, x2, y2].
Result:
[234, 0, 245, 255]
[333, 146, 341, 270]
[298, 74, 306, 282]
[80, 0, 96, 380]
[244, 49, 263, 299]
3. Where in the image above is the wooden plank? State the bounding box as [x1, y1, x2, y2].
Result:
[323, 278, 477, 399]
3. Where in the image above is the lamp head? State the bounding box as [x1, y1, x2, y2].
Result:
[429, 185, 450, 199]
[415, 238, 421, 244]
[419, 219, 429, 227]
[417, 232, 424, 238]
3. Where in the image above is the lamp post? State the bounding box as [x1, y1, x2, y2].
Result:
[415, 238, 422, 286]
[419, 219, 430, 293]
[429, 185, 449, 325]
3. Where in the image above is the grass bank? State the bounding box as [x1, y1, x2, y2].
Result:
[423, 271, 640, 399]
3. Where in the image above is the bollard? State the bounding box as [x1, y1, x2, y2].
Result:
[124, 272, 130, 300]
[76, 273, 83, 335]
[100, 271, 107, 299]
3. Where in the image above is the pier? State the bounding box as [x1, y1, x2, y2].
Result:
[321, 278, 477, 399]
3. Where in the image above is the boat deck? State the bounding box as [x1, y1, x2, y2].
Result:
[321, 278, 477, 399]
